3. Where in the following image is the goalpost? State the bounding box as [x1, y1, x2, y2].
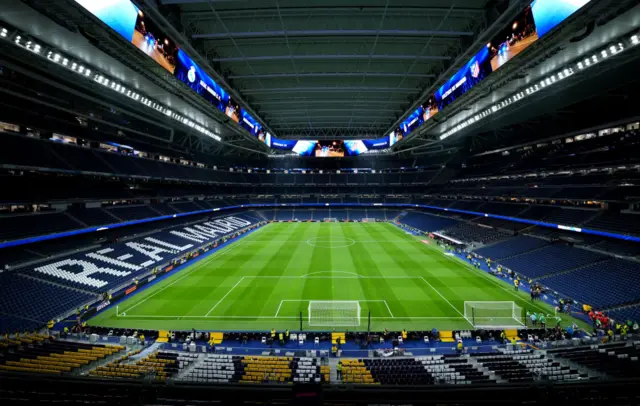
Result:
[308, 301, 361, 327]
[463, 301, 525, 329]
[323, 218, 338, 222]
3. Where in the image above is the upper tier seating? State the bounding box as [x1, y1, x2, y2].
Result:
[498, 244, 608, 279]
[0, 213, 82, 242]
[0, 132, 444, 186]
[106, 205, 159, 221]
[67, 207, 119, 226]
[586, 212, 640, 236]
[539, 259, 640, 308]
[474, 236, 550, 260]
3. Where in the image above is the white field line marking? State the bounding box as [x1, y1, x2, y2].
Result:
[239, 276, 423, 279]
[118, 315, 465, 319]
[419, 277, 470, 324]
[280, 299, 387, 301]
[300, 271, 362, 278]
[122, 227, 266, 314]
[383, 300, 395, 318]
[205, 276, 246, 316]
[422, 242, 554, 316]
[246, 240, 419, 243]
[275, 300, 284, 317]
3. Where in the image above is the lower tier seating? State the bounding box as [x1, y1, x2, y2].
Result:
[548, 342, 640, 378]
[400, 212, 459, 232]
[474, 236, 549, 260]
[0, 273, 95, 333]
[539, 259, 640, 308]
[441, 223, 508, 245]
[498, 244, 608, 279]
[0, 336, 123, 375]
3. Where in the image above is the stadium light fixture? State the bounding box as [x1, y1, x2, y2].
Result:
[439, 35, 633, 141]
[2, 25, 230, 144]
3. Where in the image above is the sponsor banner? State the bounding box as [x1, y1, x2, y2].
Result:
[96, 301, 111, 312]
[164, 265, 174, 273]
[125, 285, 137, 295]
[147, 275, 157, 283]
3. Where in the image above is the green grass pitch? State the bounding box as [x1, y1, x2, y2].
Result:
[89, 222, 588, 332]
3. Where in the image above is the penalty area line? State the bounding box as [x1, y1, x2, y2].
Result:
[119, 226, 266, 315]
[419, 277, 471, 326]
[205, 276, 246, 316]
[383, 300, 395, 318]
[275, 300, 284, 317]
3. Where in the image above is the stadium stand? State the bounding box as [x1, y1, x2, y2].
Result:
[498, 244, 610, 279]
[474, 236, 550, 260]
[398, 212, 459, 232]
[538, 259, 640, 308]
[89, 351, 181, 381]
[548, 342, 640, 378]
[2, 0, 640, 402]
[0, 335, 124, 375]
[440, 223, 508, 245]
[0, 273, 95, 333]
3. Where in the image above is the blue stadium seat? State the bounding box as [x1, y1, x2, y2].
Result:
[499, 244, 609, 279]
[474, 236, 550, 260]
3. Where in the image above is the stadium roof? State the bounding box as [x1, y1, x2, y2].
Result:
[159, 0, 511, 140]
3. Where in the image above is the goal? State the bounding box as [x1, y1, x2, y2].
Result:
[463, 301, 525, 329]
[323, 218, 338, 222]
[308, 301, 361, 327]
[361, 218, 377, 223]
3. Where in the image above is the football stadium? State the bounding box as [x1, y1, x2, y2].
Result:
[1, 0, 640, 404]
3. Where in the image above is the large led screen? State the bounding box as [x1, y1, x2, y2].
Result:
[531, 0, 591, 38]
[314, 141, 345, 157]
[174, 49, 229, 112]
[391, 0, 591, 144]
[74, 0, 138, 42]
[75, 0, 177, 74]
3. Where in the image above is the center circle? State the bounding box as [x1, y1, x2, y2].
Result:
[306, 237, 356, 248]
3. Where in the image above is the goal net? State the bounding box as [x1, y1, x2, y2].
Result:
[362, 218, 377, 223]
[463, 301, 525, 329]
[323, 218, 338, 222]
[308, 301, 361, 327]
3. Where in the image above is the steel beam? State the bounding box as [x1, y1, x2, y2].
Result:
[193, 29, 474, 40]
[264, 108, 402, 114]
[243, 86, 420, 94]
[212, 54, 452, 62]
[252, 99, 408, 105]
[229, 72, 435, 79]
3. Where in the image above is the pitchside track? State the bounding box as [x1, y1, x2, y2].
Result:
[90, 222, 586, 331]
